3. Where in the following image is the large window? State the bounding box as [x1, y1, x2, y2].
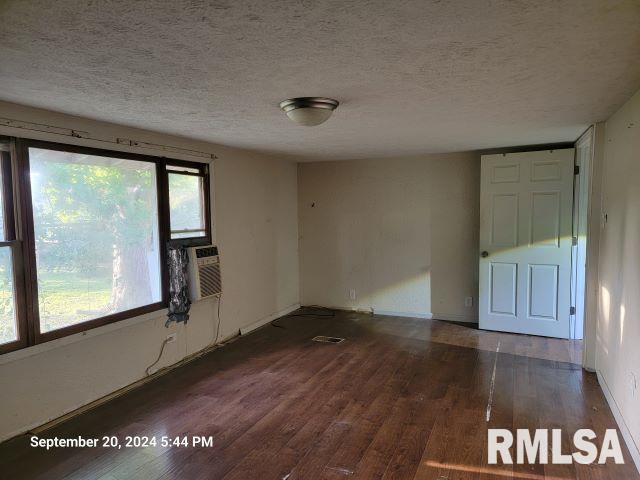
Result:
[0, 138, 211, 353]
[29, 148, 162, 333]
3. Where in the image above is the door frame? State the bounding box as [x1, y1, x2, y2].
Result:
[576, 124, 606, 371]
[571, 133, 590, 340]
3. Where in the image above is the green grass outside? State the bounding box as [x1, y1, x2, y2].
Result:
[0, 271, 112, 343]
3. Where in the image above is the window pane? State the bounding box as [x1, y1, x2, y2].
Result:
[169, 173, 205, 237]
[0, 248, 16, 344]
[29, 148, 162, 333]
[171, 231, 206, 239]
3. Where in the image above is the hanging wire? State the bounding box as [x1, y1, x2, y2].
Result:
[213, 294, 222, 344]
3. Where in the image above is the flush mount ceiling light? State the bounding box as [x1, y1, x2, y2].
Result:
[279, 97, 339, 126]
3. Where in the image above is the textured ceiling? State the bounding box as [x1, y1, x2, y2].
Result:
[0, 0, 639, 161]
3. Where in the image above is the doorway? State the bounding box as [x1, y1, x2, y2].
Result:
[478, 146, 589, 340]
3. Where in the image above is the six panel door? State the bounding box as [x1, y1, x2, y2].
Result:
[479, 149, 574, 338]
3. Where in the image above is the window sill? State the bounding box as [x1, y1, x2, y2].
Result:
[0, 306, 168, 366]
[168, 236, 212, 248]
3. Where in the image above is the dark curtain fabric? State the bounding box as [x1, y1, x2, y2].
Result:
[167, 246, 191, 326]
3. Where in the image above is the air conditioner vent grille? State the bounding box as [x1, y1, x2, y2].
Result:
[198, 263, 221, 298]
[187, 245, 222, 302]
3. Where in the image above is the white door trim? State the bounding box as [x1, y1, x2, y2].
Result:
[579, 124, 606, 371]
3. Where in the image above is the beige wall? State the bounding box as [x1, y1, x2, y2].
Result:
[596, 88, 640, 464]
[0, 101, 300, 442]
[298, 153, 479, 321]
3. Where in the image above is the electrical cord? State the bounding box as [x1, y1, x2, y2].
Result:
[285, 305, 335, 318]
[145, 337, 171, 376]
[147, 301, 324, 374]
[146, 291, 223, 377]
[213, 294, 222, 345]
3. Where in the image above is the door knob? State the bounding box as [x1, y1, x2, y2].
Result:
[481, 251, 489, 258]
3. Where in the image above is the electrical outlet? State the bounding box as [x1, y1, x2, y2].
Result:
[464, 296, 473, 307]
[166, 333, 177, 343]
[349, 289, 356, 300]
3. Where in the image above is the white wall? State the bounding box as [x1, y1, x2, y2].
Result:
[596, 88, 640, 466]
[298, 153, 479, 321]
[0, 101, 300, 442]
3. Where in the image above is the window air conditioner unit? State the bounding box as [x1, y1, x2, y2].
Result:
[187, 245, 222, 301]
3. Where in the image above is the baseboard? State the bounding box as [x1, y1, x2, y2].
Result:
[373, 309, 432, 319]
[596, 370, 640, 473]
[432, 312, 478, 323]
[308, 304, 374, 315]
[239, 303, 301, 335]
[312, 304, 427, 319]
[299, 305, 477, 323]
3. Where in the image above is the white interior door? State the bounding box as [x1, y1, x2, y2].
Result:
[479, 149, 574, 338]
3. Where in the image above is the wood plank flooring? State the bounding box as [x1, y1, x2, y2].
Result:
[0, 309, 637, 479]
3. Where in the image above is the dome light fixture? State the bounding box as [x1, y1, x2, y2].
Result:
[279, 97, 339, 126]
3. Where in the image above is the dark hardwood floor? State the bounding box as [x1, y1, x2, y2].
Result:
[0, 309, 637, 479]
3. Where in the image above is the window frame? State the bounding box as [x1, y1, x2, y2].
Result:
[0, 139, 29, 354]
[0, 137, 212, 352]
[166, 159, 211, 247]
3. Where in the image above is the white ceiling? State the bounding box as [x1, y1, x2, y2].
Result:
[0, 1, 639, 161]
